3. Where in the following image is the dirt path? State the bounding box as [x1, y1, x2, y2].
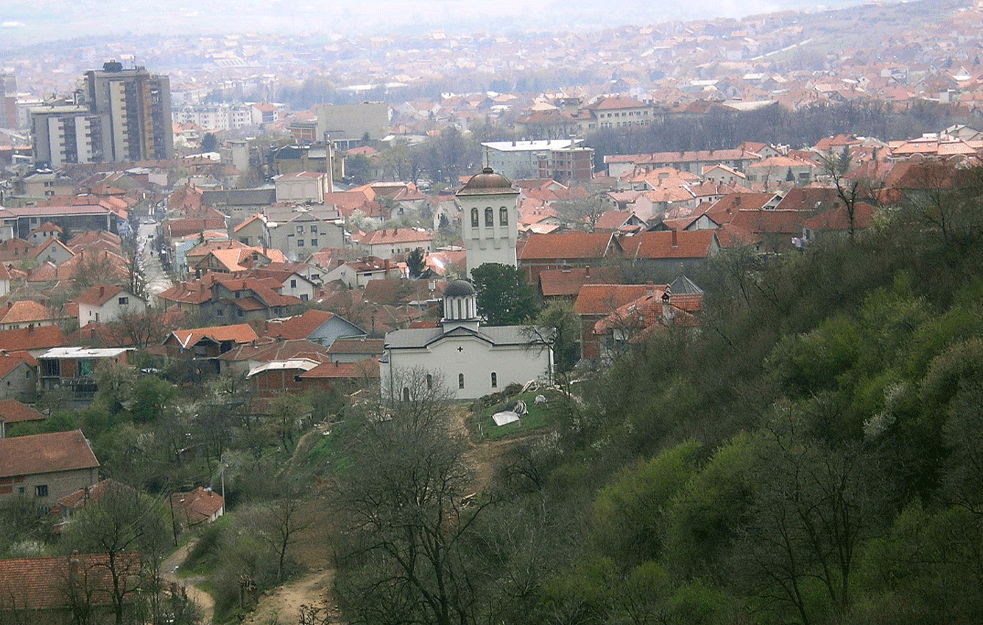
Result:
[162, 541, 215, 623]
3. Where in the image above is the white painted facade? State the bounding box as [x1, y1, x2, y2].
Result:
[456, 168, 519, 276]
[381, 281, 552, 401]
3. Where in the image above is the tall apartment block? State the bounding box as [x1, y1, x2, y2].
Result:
[83, 61, 173, 162]
[30, 61, 173, 167]
[0, 74, 17, 129]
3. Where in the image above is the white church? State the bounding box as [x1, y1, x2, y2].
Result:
[380, 168, 553, 401]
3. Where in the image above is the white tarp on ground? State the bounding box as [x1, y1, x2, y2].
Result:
[492, 411, 520, 426]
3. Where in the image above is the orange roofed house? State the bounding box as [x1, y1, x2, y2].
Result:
[517, 232, 623, 284]
[0, 552, 141, 625]
[0, 429, 99, 507]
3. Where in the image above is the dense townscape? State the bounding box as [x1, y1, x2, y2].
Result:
[2, 1, 983, 625]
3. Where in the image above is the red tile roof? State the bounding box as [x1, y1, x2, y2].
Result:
[538, 265, 623, 298]
[262, 310, 335, 340]
[0, 400, 45, 425]
[0, 325, 67, 352]
[0, 553, 139, 611]
[170, 486, 224, 525]
[0, 430, 99, 479]
[623, 230, 719, 260]
[169, 324, 258, 349]
[74, 284, 126, 307]
[574, 284, 658, 316]
[300, 358, 380, 379]
[519, 232, 618, 261]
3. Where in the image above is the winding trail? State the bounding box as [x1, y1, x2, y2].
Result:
[161, 540, 216, 623]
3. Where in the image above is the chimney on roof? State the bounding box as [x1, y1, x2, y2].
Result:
[671, 230, 678, 248]
[28, 324, 34, 333]
[99, 286, 104, 297]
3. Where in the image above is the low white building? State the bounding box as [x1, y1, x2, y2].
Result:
[74, 284, 146, 326]
[380, 280, 552, 401]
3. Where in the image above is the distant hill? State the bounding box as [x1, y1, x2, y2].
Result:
[0, 0, 921, 50]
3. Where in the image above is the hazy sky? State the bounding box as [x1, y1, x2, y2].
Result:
[0, 0, 867, 48]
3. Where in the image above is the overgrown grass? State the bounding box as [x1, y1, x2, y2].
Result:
[303, 417, 358, 477]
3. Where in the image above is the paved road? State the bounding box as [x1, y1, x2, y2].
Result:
[137, 221, 173, 305]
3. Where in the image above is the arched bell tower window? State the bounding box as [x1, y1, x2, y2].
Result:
[402, 387, 410, 402]
[458, 373, 465, 389]
[471, 207, 479, 227]
[499, 207, 508, 225]
[491, 372, 498, 388]
[485, 207, 494, 227]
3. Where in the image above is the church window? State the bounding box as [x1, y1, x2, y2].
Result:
[500, 207, 508, 225]
[457, 299, 462, 318]
[491, 372, 497, 388]
[402, 387, 411, 402]
[471, 208, 479, 227]
[485, 207, 494, 227]
[427, 374, 433, 389]
[458, 373, 465, 389]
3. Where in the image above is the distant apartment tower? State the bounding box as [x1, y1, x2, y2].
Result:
[82, 61, 174, 161]
[30, 105, 107, 168]
[0, 74, 17, 129]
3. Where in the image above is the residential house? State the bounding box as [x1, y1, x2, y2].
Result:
[38, 347, 131, 401]
[30, 237, 75, 265]
[274, 171, 331, 203]
[354, 227, 434, 258]
[324, 257, 401, 288]
[622, 230, 720, 275]
[0, 263, 11, 298]
[74, 284, 146, 326]
[0, 399, 44, 437]
[0, 300, 68, 331]
[0, 325, 67, 358]
[0, 553, 139, 625]
[265, 205, 346, 260]
[232, 213, 269, 247]
[261, 309, 366, 347]
[574, 283, 659, 360]
[298, 358, 380, 394]
[326, 337, 384, 363]
[0, 352, 38, 402]
[591, 275, 703, 360]
[517, 231, 622, 284]
[27, 222, 62, 245]
[163, 323, 259, 375]
[218, 337, 331, 377]
[170, 486, 225, 528]
[537, 265, 623, 302]
[0, 429, 99, 506]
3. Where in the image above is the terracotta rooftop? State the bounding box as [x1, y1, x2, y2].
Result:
[0, 399, 45, 425]
[0, 553, 138, 611]
[519, 232, 617, 261]
[0, 429, 99, 479]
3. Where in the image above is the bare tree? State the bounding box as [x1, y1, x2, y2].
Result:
[60, 483, 169, 625]
[816, 148, 880, 241]
[333, 368, 496, 625]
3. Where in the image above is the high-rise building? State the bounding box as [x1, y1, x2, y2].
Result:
[30, 105, 108, 169]
[30, 62, 174, 166]
[0, 74, 17, 129]
[82, 61, 173, 162]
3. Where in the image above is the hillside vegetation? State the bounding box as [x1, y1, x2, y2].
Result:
[326, 166, 983, 625]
